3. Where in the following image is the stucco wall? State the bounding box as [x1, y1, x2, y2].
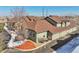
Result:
[36, 26, 77, 43]
[52, 27, 77, 40]
[56, 23, 61, 27]
[61, 22, 65, 27]
[36, 32, 48, 43]
[52, 33, 60, 40]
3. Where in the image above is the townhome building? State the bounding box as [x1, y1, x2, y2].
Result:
[7, 16, 77, 44]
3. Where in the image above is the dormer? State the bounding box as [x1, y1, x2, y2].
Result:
[45, 16, 62, 27]
[45, 16, 70, 27]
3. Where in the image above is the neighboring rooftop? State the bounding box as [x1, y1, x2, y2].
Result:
[15, 16, 77, 33]
[48, 16, 70, 23]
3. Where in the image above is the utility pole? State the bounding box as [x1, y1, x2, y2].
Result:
[46, 9, 48, 17]
[42, 8, 45, 17]
[42, 8, 49, 17]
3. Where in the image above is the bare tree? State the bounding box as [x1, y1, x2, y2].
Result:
[11, 7, 26, 20]
[9, 7, 27, 32]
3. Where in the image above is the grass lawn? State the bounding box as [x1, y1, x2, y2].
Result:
[0, 23, 4, 32]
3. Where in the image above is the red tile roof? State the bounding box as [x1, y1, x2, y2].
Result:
[49, 16, 69, 23]
[35, 20, 59, 33]
[16, 16, 77, 33]
[35, 20, 76, 33]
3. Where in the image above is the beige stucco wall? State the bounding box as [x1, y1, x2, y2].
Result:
[36, 27, 77, 43]
[52, 27, 77, 40]
[56, 22, 70, 27]
[52, 33, 60, 40]
[36, 32, 48, 43]
[56, 23, 61, 27]
[62, 22, 65, 27]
